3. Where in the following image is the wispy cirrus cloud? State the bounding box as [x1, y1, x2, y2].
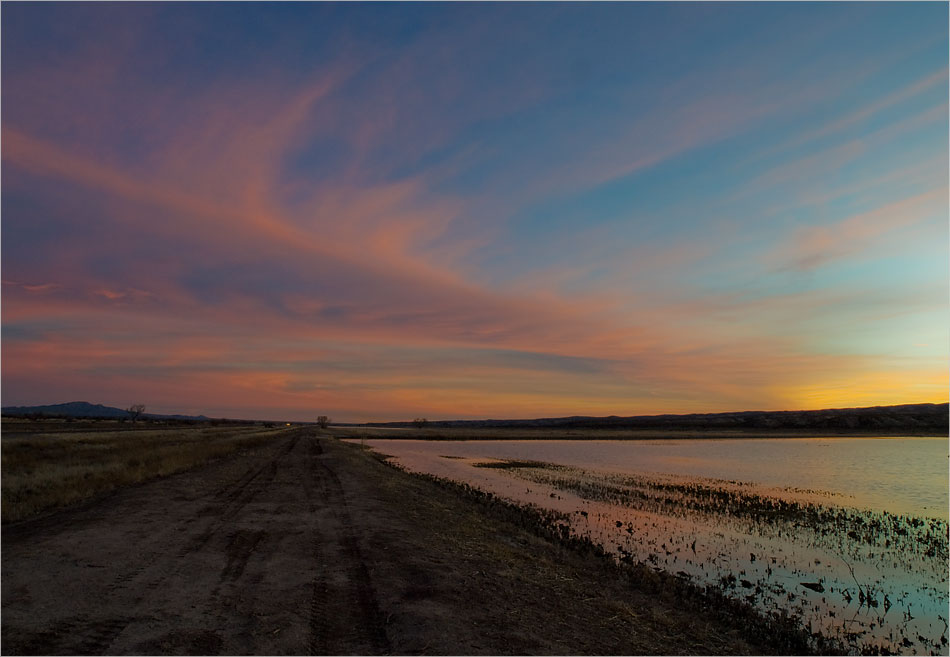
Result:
[3, 3, 947, 419]
[774, 187, 948, 271]
[772, 67, 948, 155]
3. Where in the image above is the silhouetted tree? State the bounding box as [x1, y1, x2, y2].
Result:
[127, 404, 146, 423]
[316, 415, 330, 429]
[413, 417, 428, 429]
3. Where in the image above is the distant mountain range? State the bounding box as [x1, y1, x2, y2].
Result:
[1, 401, 209, 422]
[361, 402, 949, 434]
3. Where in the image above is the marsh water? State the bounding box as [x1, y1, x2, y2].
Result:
[352, 436, 949, 655]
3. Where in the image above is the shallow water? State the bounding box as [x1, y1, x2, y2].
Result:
[360, 437, 948, 518]
[352, 436, 950, 654]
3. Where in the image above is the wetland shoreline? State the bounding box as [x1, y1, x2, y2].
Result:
[379, 456, 840, 655]
[4, 427, 834, 655]
[351, 435, 949, 655]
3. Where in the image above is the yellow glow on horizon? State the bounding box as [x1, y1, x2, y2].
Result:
[777, 369, 949, 410]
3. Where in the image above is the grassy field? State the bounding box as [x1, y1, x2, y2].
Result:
[1, 419, 288, 523]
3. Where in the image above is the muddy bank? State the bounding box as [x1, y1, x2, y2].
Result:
[3, 430, 826, 654]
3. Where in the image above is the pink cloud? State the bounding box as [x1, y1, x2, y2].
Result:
[775, 187, 948, 271]
[777, 67, 947, 152]
[4, 22, 946, 420]
[2, 280, 61, 293]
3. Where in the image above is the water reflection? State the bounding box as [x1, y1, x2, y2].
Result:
[352, 438, 950, 655]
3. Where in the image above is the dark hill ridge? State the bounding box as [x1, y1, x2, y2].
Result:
[4, 401, 947, 434]
[1, 401, 208, 422]
[363, 402, 948, 434]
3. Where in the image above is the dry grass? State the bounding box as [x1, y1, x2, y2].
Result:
[2, 422, 288, 523]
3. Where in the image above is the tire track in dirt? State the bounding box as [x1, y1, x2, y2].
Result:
[74, 617, 133, 655]
[307, 437, 391, 655]
[102, 435, 296, 654]
[4, 432, 392, 656]
[220, 529, 268, 582]
[2, 434, 299, 656]
[49, 440, 287, 638]
[95, 433, 296, 597]
[183, 433, 299, 556]
[1, 613, 133, 656]
[171, 433, 300, 653]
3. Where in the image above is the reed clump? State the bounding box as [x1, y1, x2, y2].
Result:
[517, 465, 948, 562]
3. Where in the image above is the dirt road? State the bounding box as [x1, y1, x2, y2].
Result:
[2, 430, 784, 655]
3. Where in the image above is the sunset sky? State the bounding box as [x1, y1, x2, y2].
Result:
[3, 3, 947, 422]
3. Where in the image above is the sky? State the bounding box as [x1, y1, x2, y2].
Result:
[2, 3, 948, 422]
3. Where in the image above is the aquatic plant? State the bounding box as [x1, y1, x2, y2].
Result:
[464, 459, 949, 654]
[367, 446, 949, 655]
